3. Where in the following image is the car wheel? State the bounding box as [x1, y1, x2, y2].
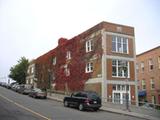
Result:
[64, 101, 69, 107]
[93, 108, 99, 111]
[78, 104, 84, 111]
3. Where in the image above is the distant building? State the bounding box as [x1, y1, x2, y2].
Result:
[34, 21, 138, 105]
[26, 60, 37, 88]
[137, 46, 160, 104]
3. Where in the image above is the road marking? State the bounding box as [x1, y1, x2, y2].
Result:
[0, 94, 51, 120]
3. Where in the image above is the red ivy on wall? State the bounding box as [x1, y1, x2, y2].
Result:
[54, 37, 91, 92]
[36, 33, 102, 93]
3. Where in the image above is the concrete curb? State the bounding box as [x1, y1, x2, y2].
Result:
[47, 96, 159, 120]
[100, 106, 159, 120]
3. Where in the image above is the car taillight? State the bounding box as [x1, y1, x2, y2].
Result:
[85, 98, 91, 105]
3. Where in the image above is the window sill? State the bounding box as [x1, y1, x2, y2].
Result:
[85, 71, 93, 73]
[112, 51, 129, 55]
[112, 76, 130, 79]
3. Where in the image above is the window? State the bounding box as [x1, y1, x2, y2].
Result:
[136, 63, 139, 73]
[112, 60, 129, 77]
[113, 85, 116, 90]
[86, 40, 93, 52]
[151, 96, 156, 104]
[64, 64, 70, 76]
[150, 78, 155, 90]
[73, 92, 81, 97]
[141, 62, 144, 73]
[30, 78, 33, 84]
[112, 36, 128, 54]
[52, 57, 56, 65]
[26, 80, 29, 84]
[66, 51, 71, 60]
[27, 69, 30, 74]
[31, 67, 34, 73]
[142, 79, 146, 90]
[158, 56, 160, 69]
[149, 59, 154, 71]
[112, 84, 130, 91]
[86, 62, 93, 73]
[113, 93, 120, 103]
[65, 68, 70, 76]
[112, 84, 131, 104]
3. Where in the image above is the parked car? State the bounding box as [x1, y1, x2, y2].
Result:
[15, 84, 21, 92]
[17, 84, 32, 95]
[11, 83, 19, 91]
[29, 88, 47, 99]
[63, 91, 101, 111]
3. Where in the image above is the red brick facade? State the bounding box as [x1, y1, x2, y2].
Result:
[31, 21, 137, 105]
[137, 46, 160, 104]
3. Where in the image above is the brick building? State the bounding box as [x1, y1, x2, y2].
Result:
[137, 46, 160, 105]
[26, 59, 37, 88]
[33, 21, 138, 105]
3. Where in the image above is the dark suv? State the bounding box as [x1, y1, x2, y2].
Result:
[63, 91, 101, 111]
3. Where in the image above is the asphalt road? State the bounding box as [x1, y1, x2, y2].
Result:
[0, 86, 145, 120]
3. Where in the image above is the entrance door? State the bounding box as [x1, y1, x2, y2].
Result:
[112, 84, 130, 104]
[113, 93, 120, 104]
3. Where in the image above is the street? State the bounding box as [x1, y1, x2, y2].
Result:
[0, 86, 145, 120]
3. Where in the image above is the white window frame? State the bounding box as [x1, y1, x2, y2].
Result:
[151, 96, 156, 104]
[136, 63, 139, 72]
[30, 78, 33, 84]
[150, 78, 155, 90]
[66, 51, 71, 60]
[112, 84, 130, 104]
[112, 60, 130, 78]
[85, 62, 93, 73]
[65, 68, 70, 76]
[142, 79, 146, 90]
[26, 79, 29, 84]
[64, 64, 70, 76]
[149, 59, 154, 71]
[112, 36, 128, 54]
[52, 57, 56, 65]
[27, 69, 30, 74]
[31, 67, 34, 73]
[141, 62, 144, 73]
[86, 40, 93, 52]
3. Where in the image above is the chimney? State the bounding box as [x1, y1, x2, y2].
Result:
[58, 38, 68, 46]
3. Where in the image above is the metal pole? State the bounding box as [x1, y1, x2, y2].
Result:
[126, 83, 129, 110]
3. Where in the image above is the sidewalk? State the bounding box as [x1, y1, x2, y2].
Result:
[47, 93, 160, 120]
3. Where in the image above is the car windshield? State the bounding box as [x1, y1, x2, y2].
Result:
[34, 88, 42, 92]
[87, 92, 100, 99]
[25, 85, 32, 89]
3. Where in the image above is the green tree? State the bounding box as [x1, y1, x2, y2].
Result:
[9, 57, 29, 84]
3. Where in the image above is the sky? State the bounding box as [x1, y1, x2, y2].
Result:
[0, 0, 160, 81]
